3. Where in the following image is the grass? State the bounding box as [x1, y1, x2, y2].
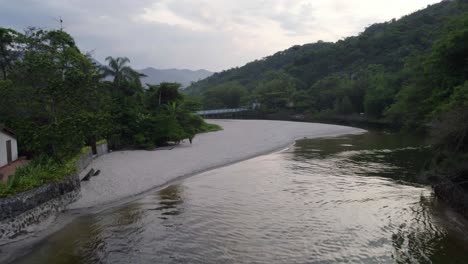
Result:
[96, 139, 107, 145]
[0, 146, 91, 198]
[199, 122, 223, 133]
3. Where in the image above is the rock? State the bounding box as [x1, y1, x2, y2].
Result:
[81, 169, 95, 181]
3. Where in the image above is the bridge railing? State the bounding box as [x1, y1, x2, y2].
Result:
[195, 108, 249, 116]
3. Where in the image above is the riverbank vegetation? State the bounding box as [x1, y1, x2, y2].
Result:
[0, 27, 217, 196]
[0, 155, 76, 198]
[185, 1, 468, 211]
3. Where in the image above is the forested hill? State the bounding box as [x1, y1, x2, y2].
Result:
[185, 0, 468, 128]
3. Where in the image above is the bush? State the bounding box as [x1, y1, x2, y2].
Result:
[96, 139, 107, 145]
[198, 122, 223, 133]
[0, 154, 80, 198]
[143, 142, 156, 150]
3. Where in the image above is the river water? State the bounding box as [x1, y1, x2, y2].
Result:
[13, 131, 468, 263]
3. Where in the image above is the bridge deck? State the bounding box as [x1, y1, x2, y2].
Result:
[195, 108, 249, 116]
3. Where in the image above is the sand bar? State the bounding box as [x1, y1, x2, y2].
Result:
[69, 120, 365, 209]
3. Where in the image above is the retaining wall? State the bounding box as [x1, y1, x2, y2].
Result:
[0, 147, 98, 244]
[0, 174, 80, 243]
[76, 148, 93, 173]
[96, 142, 108, 157]
[79, 142, 108, 181]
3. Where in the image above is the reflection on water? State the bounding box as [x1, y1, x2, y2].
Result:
[14, 131, 468, 264]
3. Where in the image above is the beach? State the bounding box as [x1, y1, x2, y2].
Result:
[69, 120, 365, 209]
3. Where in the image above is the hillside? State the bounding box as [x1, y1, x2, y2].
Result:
[186, 0, 464, 94]
[185, 0, 467, 128]
[139, 68, 212, 88]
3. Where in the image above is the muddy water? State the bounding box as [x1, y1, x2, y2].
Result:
[13, 131, 468, 263]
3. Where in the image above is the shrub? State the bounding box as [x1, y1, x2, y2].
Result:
[96, 139, 107, 145]
[198, 122, 223, 133]
[0, 154, 80, 198]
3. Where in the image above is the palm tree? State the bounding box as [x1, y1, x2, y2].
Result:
[100, 56, 145, 89]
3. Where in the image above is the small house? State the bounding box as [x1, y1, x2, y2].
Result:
[0, 124, 18, 168]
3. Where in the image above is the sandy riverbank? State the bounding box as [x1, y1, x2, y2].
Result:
[69, 120, 365, 209]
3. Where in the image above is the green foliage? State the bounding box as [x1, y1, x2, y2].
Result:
[334, 96, 353, 115]
[254, 71, 301, 111]
[309, 74, 353, 112]
[77, 146, 91, 158]
[430, 106, 468, 154]
[96, 139, 107, 145]
[426, 105, 468, 186]
[0, 25, 219, 196]
[146, 82, 184, 109]
[199, 122, 223, 133]
[133, 113, 187, 146]
[0, 28, 108, 158]
[0, 28, 22, 80]
[181, 96, 203, 111]
[0, 27, 215, 169]
[183, 0, 468, 189]
[202, 82, 247, 109]
[443, 82, 468, 109]
[0, 156, 77, 198]
[101, 56, 145, 95]
[185, 0, 468, 129]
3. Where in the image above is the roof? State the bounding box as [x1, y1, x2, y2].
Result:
[0, 124, 15, 138]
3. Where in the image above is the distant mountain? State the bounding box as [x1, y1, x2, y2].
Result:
[92, 59, 212, 88]
[138, 68, 213, 88]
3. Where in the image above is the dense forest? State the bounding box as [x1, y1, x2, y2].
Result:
[0, 28, 217, 196]
[186, 0, 467, 127]
[186, 0, 467, 204]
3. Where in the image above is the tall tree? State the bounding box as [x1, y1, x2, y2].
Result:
[0, 28, 104, 158]
[0, 28, 22, 80]
[100, 56, 145, 95]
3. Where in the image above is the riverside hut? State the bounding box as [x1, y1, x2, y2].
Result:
[0, 124, 18, 168]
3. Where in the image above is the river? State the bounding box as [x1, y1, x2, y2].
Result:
[12, 130, 468, 263]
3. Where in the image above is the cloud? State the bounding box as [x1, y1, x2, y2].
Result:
[136, 1, 212, 32]
[0, 0, 441, 71]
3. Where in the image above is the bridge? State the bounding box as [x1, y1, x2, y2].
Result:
[195, 108, 252, 119]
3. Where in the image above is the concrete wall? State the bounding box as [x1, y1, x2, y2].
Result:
[96, 142, 108, 157]
[0, 132, 18, 167]
[76, 148, 93, 174]
[77, 145, 105, 181]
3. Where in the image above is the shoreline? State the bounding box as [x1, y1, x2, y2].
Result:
[0, 120, 366, 263]
[69, 120, 366, 210]
[72, 127, 363, 215]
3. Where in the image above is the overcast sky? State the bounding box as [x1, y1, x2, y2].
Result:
[0, 0, 441, 72]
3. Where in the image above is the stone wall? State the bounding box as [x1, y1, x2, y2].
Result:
[0, 148, 96, 244]
[0, 174, 80, 243]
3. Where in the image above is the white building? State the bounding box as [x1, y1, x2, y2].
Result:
[0, 125, 18, 167]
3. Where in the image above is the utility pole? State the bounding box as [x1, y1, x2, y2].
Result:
[53, 16, 64, 31]
[59, 17, 63, 31]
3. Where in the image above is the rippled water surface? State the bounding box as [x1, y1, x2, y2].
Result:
[14, 131, 468, 263]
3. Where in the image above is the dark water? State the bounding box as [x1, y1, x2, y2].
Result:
[13, 131, 468, 263]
